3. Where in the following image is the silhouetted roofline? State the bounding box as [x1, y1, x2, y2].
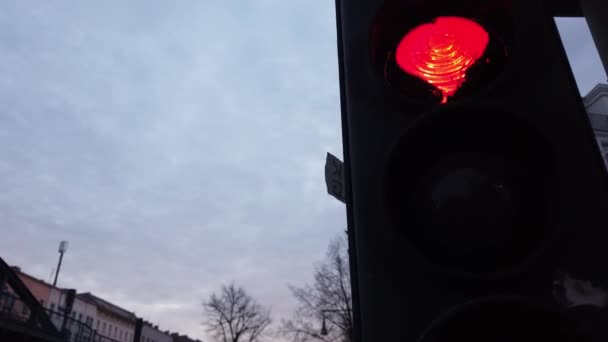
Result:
[583, 83, 608, 108]
[78, 292, 137, 322]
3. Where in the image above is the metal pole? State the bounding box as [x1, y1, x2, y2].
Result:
[61, 289, 75, 336]
[52, 252, 64, 287]
[581, 0, 608, 79]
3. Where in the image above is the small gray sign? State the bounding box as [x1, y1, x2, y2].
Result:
[325, 152, 345, 204]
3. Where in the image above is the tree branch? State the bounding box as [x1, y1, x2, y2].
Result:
[203, 283, 272, 342]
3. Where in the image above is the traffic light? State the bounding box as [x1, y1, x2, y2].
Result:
[335, 0, 608, 341]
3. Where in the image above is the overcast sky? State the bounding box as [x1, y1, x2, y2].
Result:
[0, 2, 605, 341]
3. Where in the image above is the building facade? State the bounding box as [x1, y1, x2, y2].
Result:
[585, 83, 608, 167]
[14, 267, 99, 340]
[136, 319, 172, 342]
[170, 333, 203, 342]
[48, 288, 98, 335]
[79, 292, 137, 342]
[15, 267, 97, 326]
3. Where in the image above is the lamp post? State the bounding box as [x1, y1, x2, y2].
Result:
[319, 308, 352, 337]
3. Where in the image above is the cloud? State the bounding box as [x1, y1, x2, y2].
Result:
[0, 0, 343, 339]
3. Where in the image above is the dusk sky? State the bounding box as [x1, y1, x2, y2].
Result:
[0, 2, 606, 341]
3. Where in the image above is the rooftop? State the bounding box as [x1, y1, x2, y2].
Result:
[78, 292, 137, 323]
[583, 83, 608, 109]
[11, 266, 55, 290]
[170, 332, 203, 342]
[584, 83, 608, 133]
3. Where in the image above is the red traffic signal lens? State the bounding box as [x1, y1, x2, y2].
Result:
[396, 17, 489, 104]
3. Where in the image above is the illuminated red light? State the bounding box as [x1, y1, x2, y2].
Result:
[396, 17, 489, 104]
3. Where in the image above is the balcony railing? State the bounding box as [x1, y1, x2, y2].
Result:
[0, 290, 121, 342]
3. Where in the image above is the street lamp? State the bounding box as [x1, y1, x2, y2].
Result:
[319, 309, 351, 336]
[320, 316, 328, 336]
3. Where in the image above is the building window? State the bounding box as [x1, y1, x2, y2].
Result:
[78, 313, 83, 321]
[96, 320, 100, 330]
[120, 330, 123, 339]
[50, 303, 55, 311]
[115, 326, 118, 338]
[103, 322, 106, 333]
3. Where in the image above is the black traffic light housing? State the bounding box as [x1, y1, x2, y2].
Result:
[336, 0, 608, 341]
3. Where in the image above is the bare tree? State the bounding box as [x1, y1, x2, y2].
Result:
[282, 235, 353, 342]
[203, 283, 272, 342]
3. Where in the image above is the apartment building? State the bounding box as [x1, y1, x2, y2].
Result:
[585, 83, 608, 167]
[14, 267, 97, 327]
[79, 292, 137, 342]
[136, 319, 172, 342]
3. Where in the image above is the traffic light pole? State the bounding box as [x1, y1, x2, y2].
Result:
[582, 0, 608, 78]
[334, 0, 361, 341]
